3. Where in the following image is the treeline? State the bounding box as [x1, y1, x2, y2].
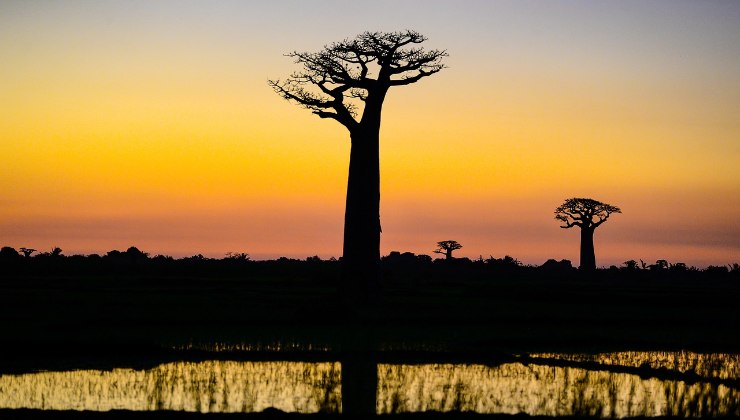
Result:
[0, 246, 737, 281]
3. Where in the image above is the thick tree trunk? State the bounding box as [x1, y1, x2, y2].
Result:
[446, 249, 452, 260]
[342, 124, 381, 300]
[579, 227, 596, 271]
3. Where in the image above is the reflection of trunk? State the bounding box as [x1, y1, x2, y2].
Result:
[341, 351, 377, 417]
[342, 93, 385, 300]
[340, 324, 377, 418]
[580, 227, 596, 271]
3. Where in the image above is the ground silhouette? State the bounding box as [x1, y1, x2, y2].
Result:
[555, 197, 621, 271]
[1, 245, 738, 418]
[269, 30, 447, 300]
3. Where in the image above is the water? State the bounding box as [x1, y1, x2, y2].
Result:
[378, 361, 737, 417]
[529, 351, 738, 380]
[0, 351, 737, 417]
[0, 361, 341, 413]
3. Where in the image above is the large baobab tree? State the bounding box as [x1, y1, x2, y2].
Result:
[269, 31, 446, 297]
[434, 240, 463, 260]
[555, 198, 621, 271]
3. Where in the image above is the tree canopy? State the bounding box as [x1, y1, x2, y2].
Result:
[555, 198, 621, 230]
[434, 240, 463, 259]
[268, 30, 447, 132]
[554, 198, 621, 271]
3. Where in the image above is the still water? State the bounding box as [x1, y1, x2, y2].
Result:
[0, 352, 737, 417]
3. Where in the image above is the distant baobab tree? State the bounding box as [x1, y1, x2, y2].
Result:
[269, 31, 447, 298]
[19, 247, 36, 257]
[434, 240, 463, 260]
[555, 198, 621, 271]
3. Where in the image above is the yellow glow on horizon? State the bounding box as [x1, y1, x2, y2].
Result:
[1, 2, 738, 265]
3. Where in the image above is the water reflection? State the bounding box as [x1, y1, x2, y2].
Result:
[378, 362, 738, 417]
[528, 351, 739, 380]
[0, 361, 341, 413]
[0, 352, 737, 417]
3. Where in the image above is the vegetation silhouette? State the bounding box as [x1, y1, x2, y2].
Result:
[555, 197, 621, 271]
[19, 247, 36, 257]
[1, 245, 738, 419]
[433, 240, 463, 260]
[269, 30, 447, 300]
[1, 245, 737, 279]
[0, 246, 20, 259]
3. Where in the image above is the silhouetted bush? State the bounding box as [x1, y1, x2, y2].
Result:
[486, 255, 522, 271]
[225, 252, 250, 260]
[540, 259, 574, 272]
[649, 259, 670, 271]
[705, 265, 729, 275]
[0, 245, 737, 284]
[0, 246, 20, 261]
[622, 260, 640, 270]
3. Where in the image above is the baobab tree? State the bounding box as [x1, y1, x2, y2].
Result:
[555, 198, 621, 271]
[269, 31, 446, 297]
[434, 240, 463, 260]
[19, 247, 36, 258]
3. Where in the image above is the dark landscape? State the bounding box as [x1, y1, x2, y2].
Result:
[1, 249, 738, 418]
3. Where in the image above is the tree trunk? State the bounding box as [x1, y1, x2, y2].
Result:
[342, 124, 381, 300]
[446, 249, 452, 260]
[580, 227, 596, 271]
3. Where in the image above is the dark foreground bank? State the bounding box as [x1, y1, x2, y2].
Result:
[1, 251, 739, 374]
[1, 259, 739, 361]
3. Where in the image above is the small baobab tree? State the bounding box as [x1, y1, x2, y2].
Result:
[269, 30, 447, 298]
[19, 247, 36, 258]
[434, 240, 463, 260]
[555, 198, 621, 271]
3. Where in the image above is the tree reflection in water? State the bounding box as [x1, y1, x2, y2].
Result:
[0, 352, 737, 417]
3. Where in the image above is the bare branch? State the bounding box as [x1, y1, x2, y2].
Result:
[268, 78, 359, 130]
[269, 30, 447, 132]
[389, 66, 445, 86]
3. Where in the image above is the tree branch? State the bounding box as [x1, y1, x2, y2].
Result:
[389, 67, 443, 86]
[269, 30, 446, 131]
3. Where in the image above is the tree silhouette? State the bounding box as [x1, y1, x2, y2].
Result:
[269, 31, 446, 298]
[19, 247, 36, 258]
[555, 198, 621, 271]
[434, 240, 462, 260]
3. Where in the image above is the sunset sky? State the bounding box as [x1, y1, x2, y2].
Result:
[1, 1, 738, 267]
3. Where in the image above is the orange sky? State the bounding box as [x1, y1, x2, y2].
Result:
[1, 1, 738, 266]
